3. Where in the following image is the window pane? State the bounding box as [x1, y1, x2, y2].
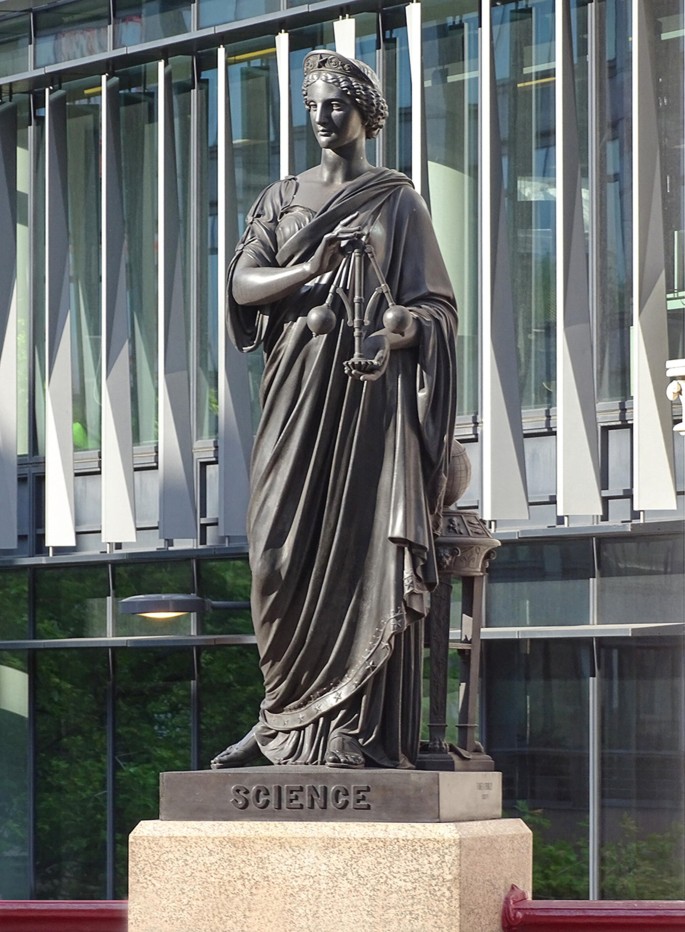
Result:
[0, 13, 29, 79]
[199, 0, 280, 29]
[114, 647, 193, 896]
[595, 0, 632, 401]
[114, 0, 190, 47]
[494, 0, 557, 409]
[119, 64, 158, 444]
[0, 651, 29, 898]
[198, 645, 264, 768]
[423, 0, 479, 416]
[486, 540, 593, 627]
[35, 649, 108, 898]
[32, 96, 46, 456]
[600, 639, 685, 898]
[381, 7, 411, 176]
[485, 639, 590, 898]
[35, 0, 108, 68]
[35, 565, 109, 639]
[197, 55, 218, 441]
[657, 1, 685, 360]
[0, 568, 28, 639]
[598, 535, 685, 625]
[17, 95, 29, 456]
[67, 78, 102, 451]
[198, 558, 252, 635]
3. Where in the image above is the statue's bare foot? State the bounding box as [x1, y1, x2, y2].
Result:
[210, 729, 260, 769]
[324, 734, 365, 769]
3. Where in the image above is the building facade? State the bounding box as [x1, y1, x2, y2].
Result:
[0, 0, 682, 902]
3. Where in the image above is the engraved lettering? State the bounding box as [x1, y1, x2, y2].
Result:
[306, 785, 328, 809]
[330, 785, 350, 809]
[253, 784, 270, 809]
[352, 784, 371, 810]
[231, 785, 249, 810]
[285, 785, 304, 809]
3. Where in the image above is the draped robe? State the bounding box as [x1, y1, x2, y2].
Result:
[227, 168, 458, 767]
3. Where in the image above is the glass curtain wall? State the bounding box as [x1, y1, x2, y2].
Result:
[493, 0, 557, 410]
[422, 0, 479, 416]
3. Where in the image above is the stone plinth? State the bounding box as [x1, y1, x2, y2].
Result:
[159, 767, 502, 823]
[128, 818, 532, 932]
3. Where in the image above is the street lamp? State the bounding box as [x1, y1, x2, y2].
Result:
[118, 594, 249, 620]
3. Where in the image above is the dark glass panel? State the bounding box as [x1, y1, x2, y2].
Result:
[0, 13, 29, 78]
[32, 96, 46, 457]
[380, 6, 411, 176]
[0, 568, 28, 639]
[198, 645, 264, 769]
[423, 0, 479, 416]
[114, 0, 190, 47]
[486, 540, 593, 627]
[118, 64, 158, 444]
[34, 649, 108, 898]
[597, 534, 685, 624]
[600, 639, 685, 898]
[35, 0, 108, 68]
[17, 95, 29, 457]
[595, 0, 632, 401]
[485, 639, 590, 897]
[114, 648, 193, 896]
[35, 564, 109, 639]
[199, 0, 280, 29]
[0, 651, 29, 898]
[493, 0, 557, 409]
[197, 559, 252, 635]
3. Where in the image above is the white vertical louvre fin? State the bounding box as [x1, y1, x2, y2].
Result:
[0, 103, 17, 549]
[334, 17, 356, 59]
[158, 61, 196, 541]
[101, 75, 136, 543]
[45, 89, 75, 547]
[218, 46, 252, 540]
[555, 0, 602, 516]
[632, 0, 677, 511]
[405, 2, 423, 195]
[276, 31, 290, 180]
[480, 6, 529, 521]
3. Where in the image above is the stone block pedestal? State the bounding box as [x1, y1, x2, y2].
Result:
[128, 817, 532, 932]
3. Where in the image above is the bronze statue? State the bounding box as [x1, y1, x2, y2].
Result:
[211, 51, 457, 771]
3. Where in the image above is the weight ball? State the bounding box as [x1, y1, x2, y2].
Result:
[383, 304, 412, 335]
[307, 304, 337, 335]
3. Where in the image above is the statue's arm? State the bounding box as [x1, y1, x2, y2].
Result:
[232, 225, 357, 307]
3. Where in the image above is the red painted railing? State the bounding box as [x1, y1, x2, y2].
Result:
[0, 900, 128, 932]
[503, 885, 685, 931]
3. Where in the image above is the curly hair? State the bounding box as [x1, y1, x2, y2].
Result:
[302, 70, 388, 139]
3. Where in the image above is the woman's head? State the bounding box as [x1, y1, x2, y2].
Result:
[302, 50, 388, 139]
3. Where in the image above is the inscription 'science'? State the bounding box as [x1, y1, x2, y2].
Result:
[230, 783, 372, 811]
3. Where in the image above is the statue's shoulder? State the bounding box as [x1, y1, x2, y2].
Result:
[247, 176, 298, 222]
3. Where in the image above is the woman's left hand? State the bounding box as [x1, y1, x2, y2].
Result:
[343, 333, 389, 381]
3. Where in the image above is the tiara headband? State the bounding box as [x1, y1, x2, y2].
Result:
[302, 50, 381, 92]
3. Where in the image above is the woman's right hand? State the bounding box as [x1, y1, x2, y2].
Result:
[306, 215, 362, 280]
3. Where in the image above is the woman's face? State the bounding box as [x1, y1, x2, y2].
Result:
[305, 79, 366, 151]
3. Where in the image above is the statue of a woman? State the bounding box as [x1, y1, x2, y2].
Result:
[211, 51, 457, 770]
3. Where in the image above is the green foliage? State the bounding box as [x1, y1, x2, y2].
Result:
[513, 801, 685, 900]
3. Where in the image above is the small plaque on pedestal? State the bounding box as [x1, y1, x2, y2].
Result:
[159, 767, 501, 823]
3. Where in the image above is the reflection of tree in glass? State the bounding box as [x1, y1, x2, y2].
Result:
[35, 649, 108, 899]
